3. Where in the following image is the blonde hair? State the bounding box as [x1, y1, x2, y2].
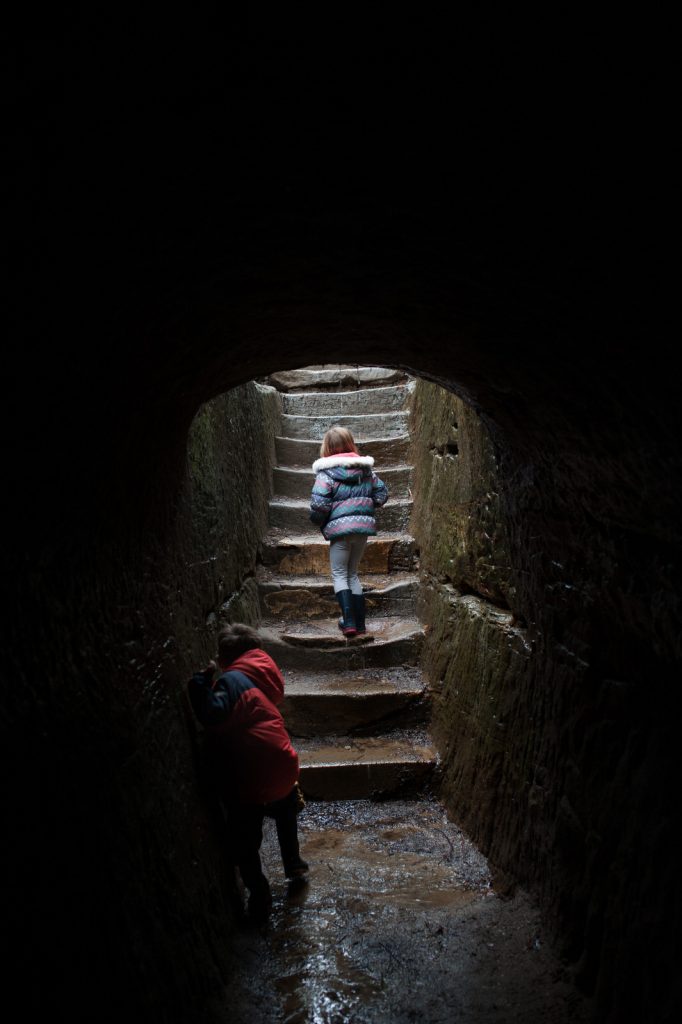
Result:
[320, 426, 359, 458]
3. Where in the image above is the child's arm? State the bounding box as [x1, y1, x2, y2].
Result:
[371, 473, 388, 507]
[187, 663, 233, 727]
[309, 471, 334, 524]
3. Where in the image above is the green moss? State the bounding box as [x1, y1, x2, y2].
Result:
[184, 381, 280, 631]
[410, 379, 512, 605]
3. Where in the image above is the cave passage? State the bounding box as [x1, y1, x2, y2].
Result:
[7, 87, 676, 1018]
[188, 363, 593, 1022]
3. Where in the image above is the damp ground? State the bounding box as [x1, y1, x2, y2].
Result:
[225, 798, 593, 1023]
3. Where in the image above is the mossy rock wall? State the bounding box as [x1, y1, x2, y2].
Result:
[5, 381, 280, 1021]
[411, 377, 677, 1020]
[410, 379, 513, 605]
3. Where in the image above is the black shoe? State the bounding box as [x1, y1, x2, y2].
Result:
[248, 891, 272, 925]
[352, 593, 367, 634]
[284, 857, 309, 879]
[247, 879, 272, 924]
[336, 589, 357, 636]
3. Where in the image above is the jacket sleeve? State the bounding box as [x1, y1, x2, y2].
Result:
[187, 668, 233, 727]
[371, 473, 388, 507]
[310, 471, 334, 524]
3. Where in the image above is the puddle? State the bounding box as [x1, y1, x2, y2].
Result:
[226, 799, 592, 1024]
[299, 829, 479, 909]
[275, 949, 383, 1024]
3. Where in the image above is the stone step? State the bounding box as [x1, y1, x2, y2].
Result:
[272, 463, 412, 500]
[275, 434, 411, 469]
[281, 410, 409, 441]
[259, 615, 425, 670]
[280, 667, 429, 736]
[267, 365, 408, 392]
[259, 531, 419, 575]
[281, 383, 414, 417]
[296, 730, 437, 800]
[257, 571, 419, 620]
[268, 496, 412, 534]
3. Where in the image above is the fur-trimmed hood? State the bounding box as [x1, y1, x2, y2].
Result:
[312, 453, 374, 473]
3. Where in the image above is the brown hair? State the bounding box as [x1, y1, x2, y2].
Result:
[320, 426, 359, 458]
[217, 622, 261, 664]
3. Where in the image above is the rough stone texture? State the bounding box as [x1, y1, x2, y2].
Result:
[281, 382, 413, 416]
[280, 409, 408, 440]
[4, 18, 679, 1024]
[276, 434, 411, 468]
[266, 364, 407, 391]
[412, 383, 680, 1023]
[273, 463, 411, 500]
[420, 585, 533, 838]
[187, 383, 279, 617]
[237, 799, 593, 1023]
[3, 381, 279, 1021]
[410, 379, 513, 606]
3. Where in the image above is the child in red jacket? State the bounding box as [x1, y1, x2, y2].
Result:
[188, 623, 308, 923]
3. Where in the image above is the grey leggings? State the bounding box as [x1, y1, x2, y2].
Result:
[329, 534, 368, 594]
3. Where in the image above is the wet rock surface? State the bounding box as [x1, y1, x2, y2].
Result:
[259, 370, 437, 805]
[241, 371, 591, 1019]
[227, 799, 592, 1023]
[267, 365, 408, 392]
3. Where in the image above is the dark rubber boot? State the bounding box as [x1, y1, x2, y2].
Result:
[352, 593, 367, 634]
[336, 589, 357, 636]
[284, 856, 310, 880]
[246, 876, 272, 925]
[273, 788, 308, 878]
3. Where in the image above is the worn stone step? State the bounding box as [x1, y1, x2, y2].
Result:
[272, 464, 412, 500]
[275, 434, 411, 469]
[281, 383, 414, 417]
[268, 496, 412, 534]
[267, 365, 408, 392]
[296, 730, 437, 800]
[281, 410, 409, 441]
[259, 615, 425, 670]
[257, 571, 419, 620]
[280, 667, 429, 736]
[259, 531, 419, 575]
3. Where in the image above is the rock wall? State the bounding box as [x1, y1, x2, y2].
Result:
[410, 379, 513, 606]
[410, 378, 526, 845]
[3, 382, 280, 1021]
[410, 378, 678, 1022]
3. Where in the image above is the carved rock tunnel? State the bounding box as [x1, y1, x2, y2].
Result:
[6, 321, 678, 1024]
[4, 20, 678, 1023]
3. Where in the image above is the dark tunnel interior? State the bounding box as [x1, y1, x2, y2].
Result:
[3, 12, 679, 1023]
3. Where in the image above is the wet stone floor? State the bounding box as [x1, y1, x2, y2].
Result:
[225, 799, 592, 1024]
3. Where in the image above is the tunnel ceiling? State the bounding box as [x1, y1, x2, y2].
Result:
[5, 14, 676, 546]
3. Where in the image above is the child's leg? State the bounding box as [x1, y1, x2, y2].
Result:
[266, 788, 308, 878]
[229, 802, 272, 919]
[329, 536, 351, 592]
[330, 536, 358, 634]
[347, 534, 368, 594]
[348, 535, 369, 632]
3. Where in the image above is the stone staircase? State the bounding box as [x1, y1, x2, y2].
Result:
[256, 364, 437, 800]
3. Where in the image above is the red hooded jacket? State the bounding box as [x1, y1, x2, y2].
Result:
[188, 648, 299, 804]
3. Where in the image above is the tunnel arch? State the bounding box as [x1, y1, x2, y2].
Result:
[6, 260, 677, 1022]
[5, 228, 679, 1024]
[176, 340, 677, 1013]
[5, 20, 679, 1018]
